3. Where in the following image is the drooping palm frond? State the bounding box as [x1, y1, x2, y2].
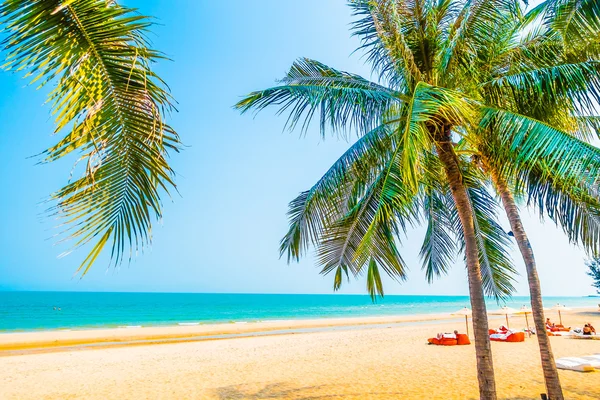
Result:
[316, 146, 419, 297]
[450, 163, 517, 301]
[420, 185, 457, 282]
[468, 188, 517, 301]
[366, 258, 385, 301]
[280, 124, 396, 262]
[418, 151, 458, 282]
[235, 58, 405, 137]
[519, 163, 600, 256]
[480, 107, 600, 190]
[0, 0, 179, 274]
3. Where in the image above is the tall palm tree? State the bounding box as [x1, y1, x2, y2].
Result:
[473, 1, 600, 397]
[236, 1, 600, 398]
[0, 0, 179, 273]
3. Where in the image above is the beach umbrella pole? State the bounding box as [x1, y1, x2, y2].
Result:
[558, 310, 562, 326]
[525, 314, 530, 337]
[465, 315, 469, 336]
[505, 314, 509, 329]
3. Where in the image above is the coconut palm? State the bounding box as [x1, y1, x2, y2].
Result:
[472, 1, 600, 397]
[0, 0, 179, 274]
[236, 1, 600, 398]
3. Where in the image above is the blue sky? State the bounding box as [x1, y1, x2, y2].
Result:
[0, 0, 595, 296]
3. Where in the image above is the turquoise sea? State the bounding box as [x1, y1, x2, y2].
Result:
[0, 292, 597, 332]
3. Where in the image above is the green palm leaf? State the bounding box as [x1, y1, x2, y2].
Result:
[349, 0, 422, 90]
[420, 180, 457, 282]
[280, 124, 395, 262]
[235, 58, 405, 137]
[401, 83, 475, 191]
[520, 164, 600, 255]
[451, 164, 517, 301]
[483, 61, 600, 115]
[0, 0, 179, 274]
[366, 258, 385, 300]
[316, 150, 414, 286]
[480, 107, 600, 190]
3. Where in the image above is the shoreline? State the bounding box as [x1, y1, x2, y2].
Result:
[2, 306, 597, 355]
[0, 312, 457, 353]
[2, 302, 597, 333]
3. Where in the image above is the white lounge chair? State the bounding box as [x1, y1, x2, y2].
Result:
[579, 354, 600, 368]
[555, 357, 596, 372]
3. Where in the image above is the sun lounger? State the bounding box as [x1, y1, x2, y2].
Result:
[427, 333, 470, 346]
[567, 334, 600, 340]
[456, 333, 470, 345]
[547, 330, 572, 336]
[549, 324, 571, 332]
[555, 357, 596, 372]
[579, 355, 600, 368]
[489, 331, 525, 342]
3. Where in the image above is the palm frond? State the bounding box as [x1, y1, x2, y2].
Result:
[574, 115, 600, 141]
[520, 164, 600, 255]
[316, 154, 413, 283]
[437, 0, 520, 83]
[451, 164, 517, 301]
[235, 58, 404, 137]
[483, 61, 600, 116]
[349, 0, 422, 91]
[420, 185, 457, 282]
[280, 124, 395, 262]
[0, 0, 179, 274]
[401, 83, 475, 191]
[418, 152, 457, 282]
[546, 0, 600, 49]
[366, 258, 385, 300]
[480, 107, 600, 190]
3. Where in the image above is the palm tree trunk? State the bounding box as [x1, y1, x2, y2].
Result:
[436, 133, 497, 400]
[490, 169, 564, 400]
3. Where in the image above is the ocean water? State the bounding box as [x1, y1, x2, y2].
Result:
[0, 292, 597, 332]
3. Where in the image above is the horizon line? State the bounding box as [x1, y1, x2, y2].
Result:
[0, 289, 596, 298]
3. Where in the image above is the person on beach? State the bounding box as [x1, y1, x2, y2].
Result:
[583, 323, 596, 335]
[546, 318, 559, 332]
[432, 330, 460, 341]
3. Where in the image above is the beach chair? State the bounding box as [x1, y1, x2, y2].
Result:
[555, 357, 596, 372]
[427, 332, 470, 346]
[427, 337, 457, 345]
[489, 331, 525, 342]
[579, 355, 600, 368]
[547, 330, 572, 337]
[456, 333, 470, 345]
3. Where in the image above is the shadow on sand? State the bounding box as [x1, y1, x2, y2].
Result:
[211, 381, 599, 400]
[213, 382, 407, 399]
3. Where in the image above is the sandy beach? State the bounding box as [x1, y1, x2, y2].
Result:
[1, 308, 599, 399]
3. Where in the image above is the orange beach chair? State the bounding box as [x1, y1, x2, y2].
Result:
[427, 333, 471, 346]
[489, 331, 525, 342]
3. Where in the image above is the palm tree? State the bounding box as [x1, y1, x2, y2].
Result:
[236, 1, 600, 398]
[473, 1, 600, 396]
[0, 0, 179, 273]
